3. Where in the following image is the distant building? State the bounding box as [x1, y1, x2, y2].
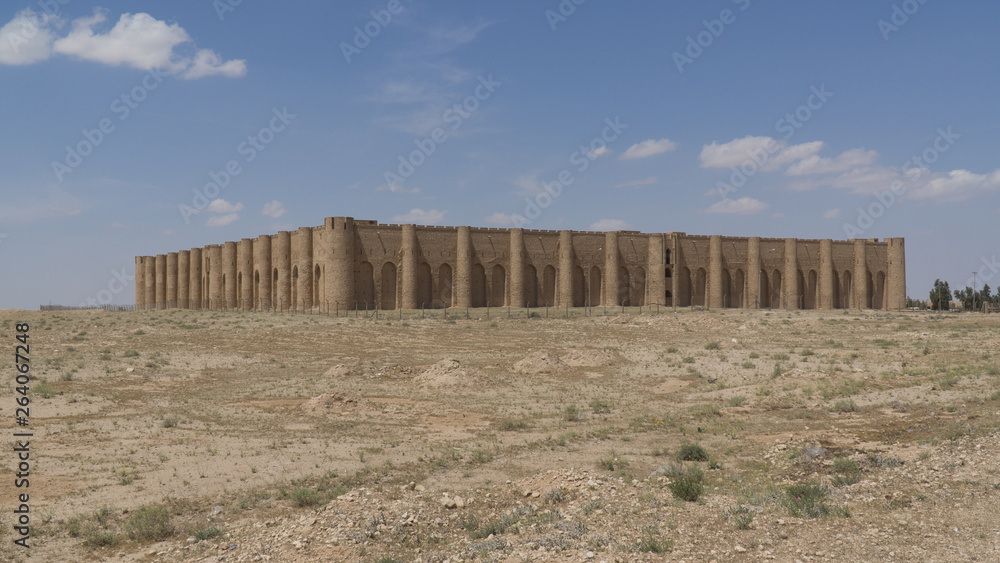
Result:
[136, 217, 906, 311]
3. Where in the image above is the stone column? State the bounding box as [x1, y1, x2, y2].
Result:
[135, 257, 145, 311]
[296, 227, 313, 312]
[709, 235, 723, 309]
[853, 239, 868, 309]
[887, 238, 906, 311]
[166, 252, 178, 308]
[604, 231, 619, 306]
[509, 228, 525, 308]
[223, 241, 237, 310]
[558, 230, 573, 307]
[276, 231, 291, 312]
[747, 237, 760, 309]
[238, 239, 254, 310]
[819, 239, 834, 310]
[647, 234, 665, 306]
[189, 248, 202, 310]
[155, 254, 166, 309]
[401, 224, 418, 309]
[209, 245, 223, 310]
[455, 226, 472, 308]
[671, 234, 680, 307]
[178, 250, 190, 309]
[329, 217, 356, 311]
[144, 256, 156, 310]
[255, 234, 272, 311]
[783, 238, 799, 310]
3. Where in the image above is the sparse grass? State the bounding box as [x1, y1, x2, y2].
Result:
[832, 399, 859, 413]
[831, 457, 862, 487]
[724, 505, 755, 530]
[498, 419, 530, 431]
[564, 405, 581, 421]
[124, 350, 140, 358]
[589, 398, 612, 414]
[35, 380, 56, 399]
[784, 484, 847, 518]
[124, 504, 173, 541]
[705, 341, 720, 350]
[728, 395, 747, 407]
[676, 444, 709, 462]
[290, 487, 323, 507]
[669, 466, 704, 502]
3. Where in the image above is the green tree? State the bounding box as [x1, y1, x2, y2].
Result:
[929, 279, 951, 311]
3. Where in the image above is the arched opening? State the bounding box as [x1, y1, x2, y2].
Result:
[665, 249, 671, 264]
[222, 273, 228, 310]
[491, 264, 506, 306]
[694, 267, 707, 307]
[678, 267, 692, 307]
[237, 271, 243, 310]
[314, 264, 322, 310]
[381, 262, 397, 310]
[525, 265, 538, 307]
[759, 270, 770, 308]
[438, 264, 453, 308]
[633, 267, 646, 306]
[807, 270, 818, 309]
[832, 270, 841, 309]
[417, 262, 433, 308]
[472, 264, 487, 307]
[572, 266, 585, 307]
[722, 269, 732, 308]
[866, 271, 875, 309]
[358, 261, 375, 309]
[665, 267, 672, 278]
[254, 270, 260, 310]
[291, 266, 298, 311]
[842, 270, 852, 309]
[618, 266, 630, 306]
[733, 269, 745, 308]
[665, 289, 673, 307]
[272, 268, 278, 311]
[771, 270, 782, 308]
[588, 266, 602, 307]
[542, 265, 556, 307]
[874, 271, 886, 309]
[797, 270, 807, 309]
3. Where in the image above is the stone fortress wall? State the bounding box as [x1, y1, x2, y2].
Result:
[135, 217, 906, 311]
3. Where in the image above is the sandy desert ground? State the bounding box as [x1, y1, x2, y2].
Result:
[1, 307, 999, 562]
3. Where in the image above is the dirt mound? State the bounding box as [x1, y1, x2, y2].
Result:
[415, 359, 472, 387]
[300, 392, 368, 415]
[512, 350, 563, 374]
[323, 364, 352, 377]
[560, 348, 620, 367]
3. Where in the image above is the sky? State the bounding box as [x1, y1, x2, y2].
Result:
[1, 0, 998, 309]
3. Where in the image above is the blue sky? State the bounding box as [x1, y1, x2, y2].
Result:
[1, 0, 998, 309]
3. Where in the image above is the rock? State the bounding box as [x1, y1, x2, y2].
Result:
[586, 551, 596, 559]
[454, 496, 465, 509]
[735, 545, 747, 553]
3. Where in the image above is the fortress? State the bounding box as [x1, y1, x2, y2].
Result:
[134, 217, 906, 312]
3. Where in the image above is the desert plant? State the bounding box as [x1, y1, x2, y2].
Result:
[125, 504, 173, 541]
[676, 444, 709, 462]
[668, 466, 704, 502]
[832, 399, 859, 413]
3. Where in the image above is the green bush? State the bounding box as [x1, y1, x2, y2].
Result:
[290, 487, 323, 507]
[783, 484, 845, 518]
[668, 466, 704, 502]
[498, 419, 530, 431]
[125, 504, 173, 541]
[676, 444, 709, 462]
[832, 399, 859, 413]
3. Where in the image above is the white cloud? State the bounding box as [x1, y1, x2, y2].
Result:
[0, 10, 59, 65]
[484, 212, 516, 225]
[514, 174, 544, 196]
[588, 146, 611, 159]
[376, 183, 421, 195]
[261, 200, 286, 218]
[391, 208, 446, 224]
[206, 213, 239, 227]
[0, 9, 245, 78]
[772, 212, 786, 218]
[162, 229, 176, 236]
[699, 136, 823, 171]
[822, 208, 841, 219]
[908, 169, 1000, 203]
[589, 219, 633, 231]
[785, 148, 879, 176]
[206, 199, 243, 214]
[705, 197, 769, 215]
[614, 177, 658, 189]
[0, 187, 86, 222]
[619, 138, 677, 160]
